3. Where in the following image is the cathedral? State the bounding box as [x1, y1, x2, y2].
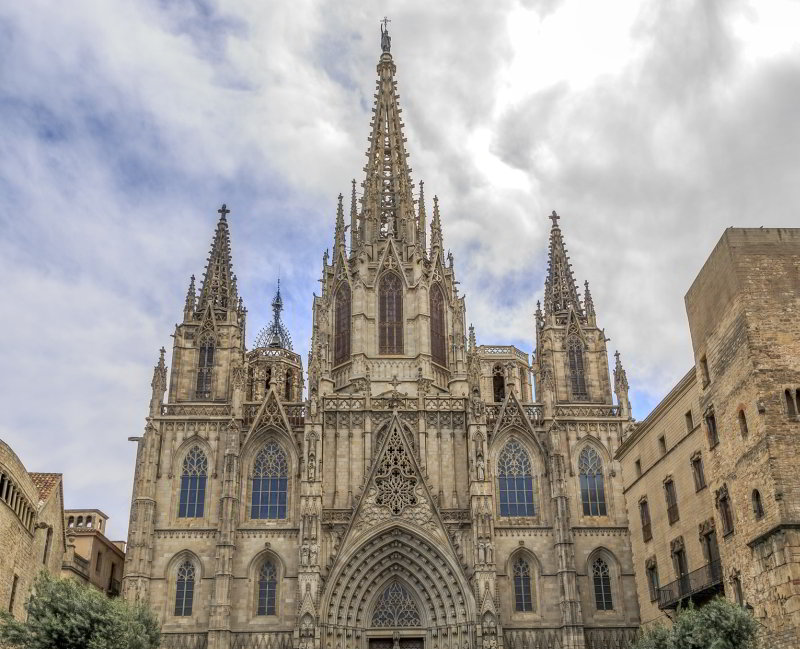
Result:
[123, 25, 641, 649]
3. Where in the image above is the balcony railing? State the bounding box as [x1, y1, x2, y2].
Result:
[658, 559, 723, 609]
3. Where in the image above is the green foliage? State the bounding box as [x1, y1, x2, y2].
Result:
[0, 572, 160, 649]
[632, 598, 759, 649]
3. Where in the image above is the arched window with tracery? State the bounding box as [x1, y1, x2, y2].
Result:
[174, 560, 195, 616]
[178, 446, 208, 518]
[196, 337, 214, 399]
[567, 334, 587, 400]
[592, 558, 613, 610]
[579, 447, 607, 516]
[498, 440, 537, 517]
[251, 442, 288, 519]
[334, 283, 351, 365]
[371, 582, 421, 627]
[430, 283, 447, 367]
[257, 560, 278, 615]
[513, 556, 535, 612]
[379, 272, 403, 355]
[493, 365, 505, 402]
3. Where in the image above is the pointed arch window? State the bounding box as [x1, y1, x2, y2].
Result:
[372, 582, 421, 627]
[592, 558, 613, 610]
[174, 560, 195, 616]
[334, 283, 351, 365]
[498, 440, 537, 517]
[284, 370, 293, 401]
[379, 272, 403, 355]
[579, 447, 607, 516]
[196, 337, 215, 399]
[493, 365, 505, 402]
[251, 442, 288, 519]
[430, 283, 447, 367]
[513, 556, 535, 612]
[257, 560, 278, 615]
[178, 446, 208, 518]
[567, 334, 588, 400]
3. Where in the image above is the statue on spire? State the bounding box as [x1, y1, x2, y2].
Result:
[381, 17, 391, 53]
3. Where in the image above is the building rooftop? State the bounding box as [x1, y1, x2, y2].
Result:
[29, 472, 62, 503]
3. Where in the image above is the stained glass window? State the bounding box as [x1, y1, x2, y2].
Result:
[498, 441, 537, 517]
[592, 558, 613, 610]
[257, 561, 277, 615]
[513, 557, 535, 612]
[174, 561, 195, 616]
[379, 272, 403, 355]
[251, 442, 288, 519]
[178, 446, 207, 518]
[579, 447, 607, 516]
[371, 582, 421, 627]
[334, 283, 351, 365]
[430, 284, 447, 367]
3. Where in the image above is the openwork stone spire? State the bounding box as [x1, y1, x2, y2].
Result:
[543, 211, 584, 319]
[254, 280, 293, 350]
[198, 204, 236, 313]
[360, 22, 417, 246]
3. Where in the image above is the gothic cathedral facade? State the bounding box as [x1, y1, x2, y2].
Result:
[123, 29, 641, 649]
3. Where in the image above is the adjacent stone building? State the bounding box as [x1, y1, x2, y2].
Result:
[0, 439, 66, 620]
[62, 509, 126, 597]
[123, 27, 640, 649]
[616, 227, 800, 647]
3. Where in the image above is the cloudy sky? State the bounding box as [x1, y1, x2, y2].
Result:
[1, 0, 798, 540]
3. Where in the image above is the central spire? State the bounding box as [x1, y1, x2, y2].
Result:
[360, 20, 417, 246]
[254, 280, 293, 350]
[543, 211, 584, 319]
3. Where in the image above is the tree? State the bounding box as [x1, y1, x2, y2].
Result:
[633, 598, 759, 649]
[0, 572, 160, 649]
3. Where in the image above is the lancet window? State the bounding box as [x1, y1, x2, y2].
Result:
[284, 370, 293, 401]
[371, 582, 421, 627]
[498, 440, 537, 517]
[567, 334, 588, 400]
[174, 561, 195, 616]
[178, 446, 208, 518]
[513, 556, 535, 612]
[579, 447, 607, 516]
[334, 283, 351, 365]
[251, 442, 288, 519]
[257, 560, 278, 615]
[196, 337, 214, 400]
[592, 558, 613, 610]
[379, 272, 403, 355]
[493, 365, 505, 402]
[430, 283, 447, 367]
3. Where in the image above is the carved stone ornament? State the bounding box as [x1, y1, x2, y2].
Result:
[375, 427, 418, 515]
[670, 536, 684, 554]
[645, 555, 657, 570]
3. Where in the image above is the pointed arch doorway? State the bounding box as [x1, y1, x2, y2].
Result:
[367, 581, 425, 649]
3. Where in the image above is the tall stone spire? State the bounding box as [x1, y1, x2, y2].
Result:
[360, 21, 417, 246]
[334, 193, 346, 252]
[184, 274, 196, 320]
[430, 195, 443, 254]
[254, 280, 293, 351]
[349, 179, 358, 252]
[614, 350, 631, 418]
[198, 204, 236, 313]
[543, 211, 583, 319]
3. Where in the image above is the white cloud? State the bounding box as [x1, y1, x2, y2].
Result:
[1, 0, 798, 539]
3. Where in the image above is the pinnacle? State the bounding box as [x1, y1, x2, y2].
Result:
[543, 211, 583, 319]
[197, 204, 236, 313]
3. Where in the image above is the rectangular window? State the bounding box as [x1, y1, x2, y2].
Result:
[640, 500, 652, 542]
[685, 410, 694, 431]
[665, 480, 679, 524]
[646, 564, 660, 602]
[700, 355, 710, 386]
[706, 412, 719, 448]
[659, 435, 667, 455]
[720, 493, 735, 536]
[635, 459, 642, 477]
[692, 456, 706, 491]
[96, 551, 103, 573]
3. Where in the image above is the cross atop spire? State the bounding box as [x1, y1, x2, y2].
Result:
[197, 204, 236, 314]
[543, 210, 584, 319]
